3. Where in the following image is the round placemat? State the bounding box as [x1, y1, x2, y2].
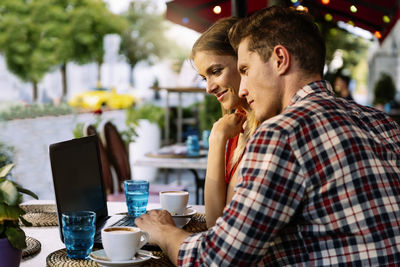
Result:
[20, 204, 58, 227]
[47, 249, 99, 267]
[183, 213, 207, 233]
[22, 236, 41, 260]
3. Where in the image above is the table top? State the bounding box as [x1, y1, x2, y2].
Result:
[20, 200, 205, 267]
[133, 144, 208, 170]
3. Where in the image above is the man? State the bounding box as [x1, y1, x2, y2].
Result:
[334, 71, 353, 101]
[136, 6, 400, 266]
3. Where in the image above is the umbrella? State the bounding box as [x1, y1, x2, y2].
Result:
[165, 0, 399, 42]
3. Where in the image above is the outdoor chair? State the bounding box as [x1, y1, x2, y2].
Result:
[83, 124, 114, 195]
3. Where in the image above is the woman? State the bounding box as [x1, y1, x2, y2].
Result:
[190, 17, 259, 228]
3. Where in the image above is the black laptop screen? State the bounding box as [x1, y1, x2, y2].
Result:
[49, 135, 108, 227]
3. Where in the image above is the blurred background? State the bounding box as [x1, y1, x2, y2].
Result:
[0, 0, 399, 201]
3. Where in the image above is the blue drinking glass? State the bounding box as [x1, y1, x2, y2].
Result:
[186, 135, 200, 156]
[62, 211, 96, 259]
[124, 180, 149, 217]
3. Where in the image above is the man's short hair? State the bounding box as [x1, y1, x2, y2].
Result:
[229, 6, 326, 77]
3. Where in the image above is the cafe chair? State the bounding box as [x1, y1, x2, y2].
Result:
[103, 121, 131, 193]
[84, 124, 114, 195]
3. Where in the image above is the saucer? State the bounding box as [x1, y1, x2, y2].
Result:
[89, 249, 151, 267]
[171, 208, 196, 228]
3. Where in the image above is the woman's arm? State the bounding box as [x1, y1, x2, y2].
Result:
[205, 113, 246, 228]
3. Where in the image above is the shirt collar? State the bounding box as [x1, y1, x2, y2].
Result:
[286, 80, 334, 109]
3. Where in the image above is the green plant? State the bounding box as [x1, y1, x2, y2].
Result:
[199, 95, 222, 132]
[0, 143, 13, 170]
[122, 103, 165, 144]
[0, 164, 38, 249]
[0, 103, 74, 121]
[373, 73, 397, 106]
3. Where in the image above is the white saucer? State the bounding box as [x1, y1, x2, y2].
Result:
[171, 207, 196, 228]
[89, 249, 151, 267]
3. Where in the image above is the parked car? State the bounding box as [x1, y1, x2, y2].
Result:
[68, 87, 137, 110]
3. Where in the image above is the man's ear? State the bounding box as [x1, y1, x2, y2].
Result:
[272, 45, 290, 75]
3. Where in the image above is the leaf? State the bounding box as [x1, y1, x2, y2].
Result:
[0, 180, 18, 205]
[0, 163, 14, 178]
[5, 226, 26, 249]
[19, 215, 32, 227]
[0, 203, 21, 222]
[16, 187, 38, 200]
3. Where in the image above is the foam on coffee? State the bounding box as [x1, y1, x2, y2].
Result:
[103, 227, 138, 233]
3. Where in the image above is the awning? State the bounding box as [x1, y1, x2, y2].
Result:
[165, 0, 399, 43]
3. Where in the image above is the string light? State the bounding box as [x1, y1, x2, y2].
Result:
[296, 5, 308, 12]
[383, 15, 390, 23]
[291, 0, 298, 3]
[350, 5, 357, 13]
[347, 20, 354, 26]
[324, 13, 332, 21]
[321, 0, 330, 5]
[374, 31, 382, 39]
[213, 5, 221, 14]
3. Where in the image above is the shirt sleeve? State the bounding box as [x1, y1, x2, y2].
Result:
[177, 125, 306, 266]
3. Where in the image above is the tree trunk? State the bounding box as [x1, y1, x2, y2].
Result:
[97, 61, 102, 85]
[129, 64, 134, 87]
[32, 82, 38, 102]
[61, 63, 67, 101]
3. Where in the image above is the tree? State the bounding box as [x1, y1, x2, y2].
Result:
[53, 0, 128, 100]
[373, 73, 396, 106]
[119, 0, 172, 86]
[0, 0, 62, 101]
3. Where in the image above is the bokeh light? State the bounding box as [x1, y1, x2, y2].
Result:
[324, 13, 332, 21]
[374, 31, 382, 39]
[182, 17, 189, 24]
[350, 5, 357, 13]
[213, 5, 221, 14]
[321, 0, 330, 5]
[383, 15, 390, 23]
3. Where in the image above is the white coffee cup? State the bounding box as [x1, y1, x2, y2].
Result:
[159, 190, 189, 215]
[101, 226, 149, 261]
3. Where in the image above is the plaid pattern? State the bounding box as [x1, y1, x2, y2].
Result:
[178, 80, 400, 266]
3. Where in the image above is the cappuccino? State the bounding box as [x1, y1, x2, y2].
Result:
[160, 190, 189, 215]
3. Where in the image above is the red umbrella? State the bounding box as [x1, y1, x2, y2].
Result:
[166, 0, 399, 42]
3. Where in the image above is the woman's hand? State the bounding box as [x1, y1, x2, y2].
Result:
[210, 112, 246, 144]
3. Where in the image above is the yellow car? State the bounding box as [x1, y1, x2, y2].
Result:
[68, 87, 137, 110]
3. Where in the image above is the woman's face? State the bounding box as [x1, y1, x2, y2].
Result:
[193, 51, 248, 111]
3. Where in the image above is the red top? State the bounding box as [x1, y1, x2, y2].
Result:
[225, 135, 241, 183]
[225, 109, 246, 184]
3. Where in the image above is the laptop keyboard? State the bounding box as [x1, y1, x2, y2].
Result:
[110, 215, 136, 227]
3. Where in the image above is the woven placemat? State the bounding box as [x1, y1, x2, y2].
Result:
[22, 236, 41, 260]
[183, 213, 207, 233]
[20, 204, 58, 227]
[46, 249, 174, 267]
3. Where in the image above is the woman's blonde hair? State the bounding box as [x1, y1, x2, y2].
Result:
[191, 17, 259, 168]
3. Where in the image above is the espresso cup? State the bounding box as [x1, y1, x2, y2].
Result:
[101, 226, 149, 261]
[159, 190, 189, 215]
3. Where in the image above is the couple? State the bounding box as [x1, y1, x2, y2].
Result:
[136, 6, 400, 266]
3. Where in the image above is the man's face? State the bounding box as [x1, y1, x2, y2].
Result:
[237, 38, 281, 122]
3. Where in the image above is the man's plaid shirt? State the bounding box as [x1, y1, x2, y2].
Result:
[178, 80, 400, 266]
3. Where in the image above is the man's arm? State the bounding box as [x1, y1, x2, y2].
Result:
[135, 209, 191, 265]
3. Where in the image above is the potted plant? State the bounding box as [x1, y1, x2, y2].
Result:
[373, 73, 396, 111]
[0, 163, 38, 267]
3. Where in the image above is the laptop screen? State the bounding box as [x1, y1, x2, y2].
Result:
[49, 135, 108, 241]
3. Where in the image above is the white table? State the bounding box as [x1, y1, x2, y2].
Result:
[20, 200, 205, 267]
[134, 148, 207, 204]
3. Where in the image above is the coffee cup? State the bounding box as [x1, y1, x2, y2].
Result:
[101, 226, 149, 261]
[159, 191, 189, 215]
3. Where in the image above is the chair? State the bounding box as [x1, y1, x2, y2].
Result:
[103, 121, 131, 193]
[83, 124, 114, 195]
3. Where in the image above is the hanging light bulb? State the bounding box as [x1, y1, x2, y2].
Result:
[383, 15, 390, 23]
[324, 13, 332, 21]
[350, 5, 357, 13]
[374, 31, 382, 39]
[213, 5, 222, 14]
[321, 0, 330, 5]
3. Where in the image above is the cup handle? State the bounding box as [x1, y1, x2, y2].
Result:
[139, 231, 149, 249]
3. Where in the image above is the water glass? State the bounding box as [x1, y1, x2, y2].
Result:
[62, 211, 96, 259]
[124, 180, 149, 217]
[186, 135, 200, 156]
[202, 130, 210, 149]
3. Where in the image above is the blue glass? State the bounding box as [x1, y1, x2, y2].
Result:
[186, 135, 200, 156]
[62, 211, 96, 259]
[202, 130, 210, 149]
[124, 180, 149, 217]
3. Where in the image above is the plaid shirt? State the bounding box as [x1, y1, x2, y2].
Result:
[178, 80, 400, 266]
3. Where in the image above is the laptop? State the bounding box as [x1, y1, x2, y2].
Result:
[49, 135, 136, 248]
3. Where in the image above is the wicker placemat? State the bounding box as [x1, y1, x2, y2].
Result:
[183, 213, 207, 233]
[20, 204, 58, 227]
[46, 248, 174, 267]
[22, 236, 41, 260]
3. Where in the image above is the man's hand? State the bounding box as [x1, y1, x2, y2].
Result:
[135, 209, 191, 265]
